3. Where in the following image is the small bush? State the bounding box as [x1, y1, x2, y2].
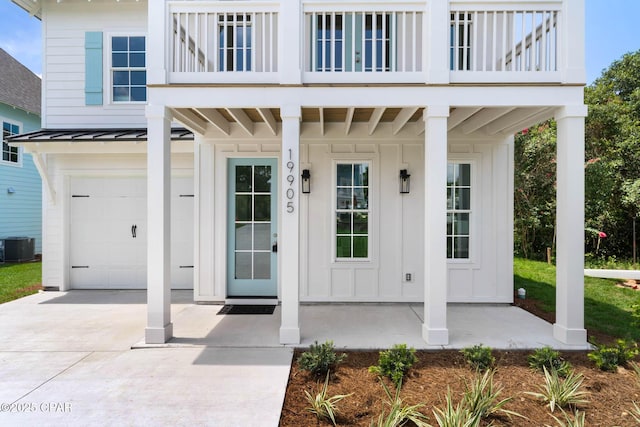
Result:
[587, 339, 639, 372]
[304, 371, 351, 426]
[298, 340, 347, 376]
[368, 344, 417, 386]
[370, 379, 429, 427]
[526, 367, 589, 412]
[460, 344, 495, 372]
[528, 347, 572, 377]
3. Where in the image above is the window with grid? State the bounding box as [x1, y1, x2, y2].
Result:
[336, 162, 369, 259]
[447, 162, 471, 259]
[2, 121, 20, 164]
[112, 36, 146, 102]
[219, 14, 252, 72]
[450, 13, 472, 71]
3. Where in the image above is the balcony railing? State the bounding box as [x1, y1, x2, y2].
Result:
[449, 1, 562, 82]
[165, 1, 569, 85]
[170, 2, 279, 83]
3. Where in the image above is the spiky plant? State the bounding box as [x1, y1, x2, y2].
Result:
[370, 379, 429, 427]
[304, 371, 352, 426]
[631, 361, 640, 386]
[631, 401, 640, 424]
[545, 408, 586, 427]
[432, 388, 482, 427]
[461, 369, 524, 420]
[526, 367, 589, 412]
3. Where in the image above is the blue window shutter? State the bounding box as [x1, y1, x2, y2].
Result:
[85, 32, 103, 105]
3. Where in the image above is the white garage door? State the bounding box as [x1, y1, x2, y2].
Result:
[69, 177, 194, 289]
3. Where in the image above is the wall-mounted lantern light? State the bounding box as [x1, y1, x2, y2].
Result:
[399, 169, 410, 194]
[7, 187, 15, 194]
[301, 169, 311, 194]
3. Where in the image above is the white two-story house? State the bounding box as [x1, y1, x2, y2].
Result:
[10, 0, 587, 347]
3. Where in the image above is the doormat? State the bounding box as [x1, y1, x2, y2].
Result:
[217, 305, 276, 315]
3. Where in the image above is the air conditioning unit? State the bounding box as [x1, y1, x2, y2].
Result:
[4, 237, 35, 262]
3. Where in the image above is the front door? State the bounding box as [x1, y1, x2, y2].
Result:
[227, 158, 278, 297]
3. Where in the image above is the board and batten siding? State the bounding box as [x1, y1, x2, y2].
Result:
[0, 105, 42, 253]
[42, 0, 148, 128]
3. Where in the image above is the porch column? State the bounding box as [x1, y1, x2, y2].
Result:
[279, 105, 302, 344]
[145, 105, 173, 344]
[423, 106, 450, 345]
[554, 105, 588, 345]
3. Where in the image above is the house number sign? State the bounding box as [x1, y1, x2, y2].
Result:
[286, 149, 296, 213]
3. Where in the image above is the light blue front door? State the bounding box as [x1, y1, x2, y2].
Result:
[227, 158, 278, 297]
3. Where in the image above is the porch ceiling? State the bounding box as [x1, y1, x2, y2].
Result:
[172, 106, 555, 138]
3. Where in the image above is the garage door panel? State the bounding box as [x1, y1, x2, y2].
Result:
[70, 176, 194, 290]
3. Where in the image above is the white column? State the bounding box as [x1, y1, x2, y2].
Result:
[554, 105, 588, 345]
[425, 0, 449, 84]
[561, 0, 586, 84]
[423, 106, 450, 345]
[145, 105, 173, 344]
[279, 105, 301, 344]
[147, 0, 168, 85]
[194, 137, 216, 301]
[278, 1, 302, 84]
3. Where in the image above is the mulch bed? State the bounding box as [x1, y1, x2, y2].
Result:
[280, 350, 640, 426]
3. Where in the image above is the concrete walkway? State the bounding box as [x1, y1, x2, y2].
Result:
[0, 290, 589, 426]
[0, 291, 292, 426]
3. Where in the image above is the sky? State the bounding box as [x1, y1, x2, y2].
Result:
[1, 0, 639, 84]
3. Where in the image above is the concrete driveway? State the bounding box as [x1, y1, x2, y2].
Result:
[0, 290, 292, 426]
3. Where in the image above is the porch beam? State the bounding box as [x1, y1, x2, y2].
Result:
[345, 107, 355, 135]
[279, 105, 302, 345]
[258, 108, 278, 136]
[368, 107, 385, 135]
[197, 108, 231, 136]
[171, 108, 208, 136]
[392, 107, 419, 135]
[447, 107, 481, 131]
[484, 107, 545, 135]
[145, 105, 173, 344]
[422, 105, 450, 345]
[553, 105, 588, 345]
[461, 107, 515, 135]
[227, 108, 254, 136]
[498, 108, 555, 136]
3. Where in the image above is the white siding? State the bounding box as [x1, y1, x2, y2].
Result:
[42, 0, 148, 128]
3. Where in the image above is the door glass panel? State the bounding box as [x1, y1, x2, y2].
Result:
[336, 213, 352, 234]
[235, 195, 252, 221]
[254, 223, 270, 250]
[235, 224, 252, 250]
[254, 253, 270, 279]
[254, 195, 271, 221]
[254, 166, 271, 192]
[337, 188, 352, 209]
[235, 253, 252, 279]
[353, 213, 368, 234]
[336, 164, 352, 186]
[336, 236, 351, 258]
[236, 166, 252, 192]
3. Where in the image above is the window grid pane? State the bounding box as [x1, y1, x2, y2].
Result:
[2, 121, 19, 164]
[447, 163, 471, 259]
[336, 163, 369, 259]
[112, 36, 146, 102]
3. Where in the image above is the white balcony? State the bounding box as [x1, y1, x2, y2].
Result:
[161, 0, 580, 86]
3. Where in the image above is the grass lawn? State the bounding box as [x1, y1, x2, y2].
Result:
[514, 257, 640, 341]
[0, 262, 42, 304]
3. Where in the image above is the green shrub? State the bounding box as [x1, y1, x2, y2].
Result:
[528, 347, 572, 377]
[632, 299, 640, 329]
[526, 367, 589, 412]
[298, 340, 347, 376]
[460, 344, 495, 372]
[304, 371, 351, 426]
[587, 339, 639, 372]
[368, 344, 417, 386]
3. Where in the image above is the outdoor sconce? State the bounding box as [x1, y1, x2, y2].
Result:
[301, 169, 311, 194]
[399, 169, 411, 194]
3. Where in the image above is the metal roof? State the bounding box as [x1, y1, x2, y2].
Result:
[8, 128, 194, 143]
